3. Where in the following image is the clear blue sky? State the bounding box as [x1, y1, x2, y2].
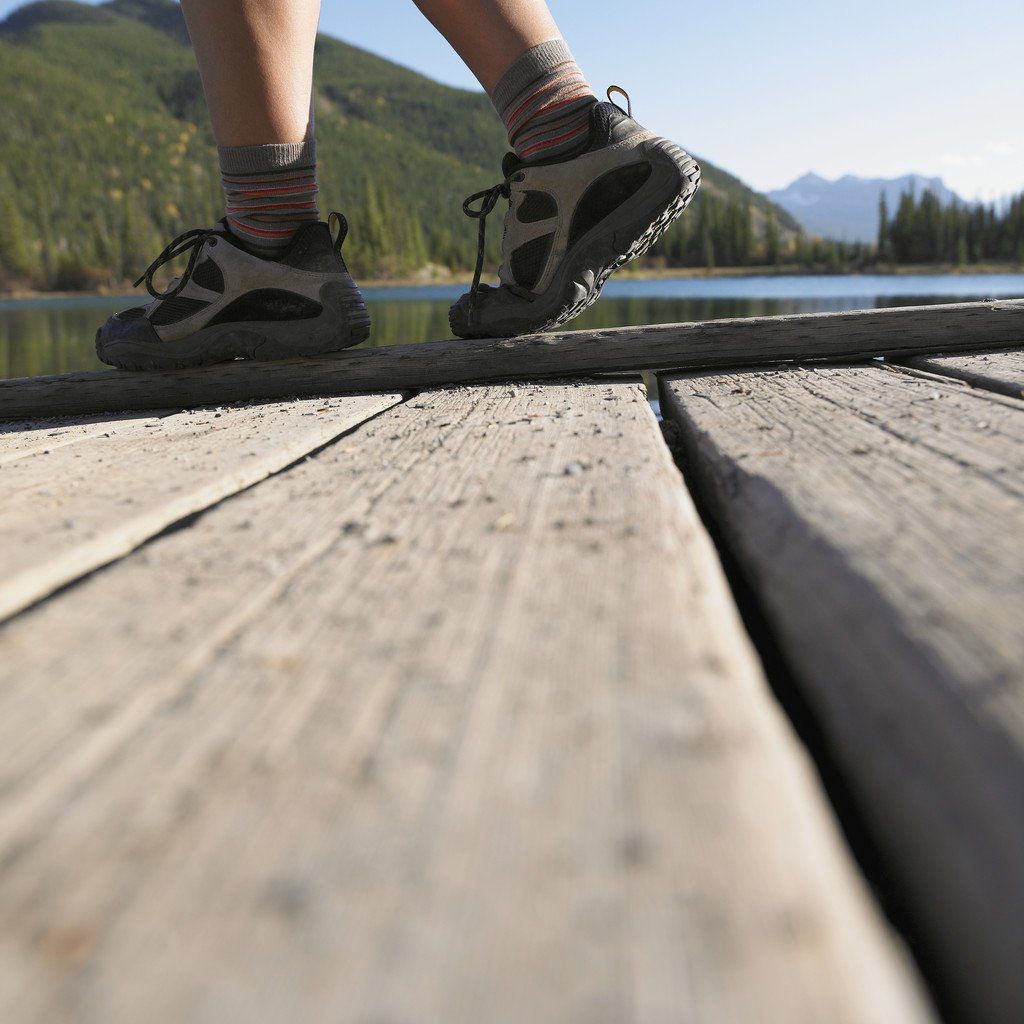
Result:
[3, 0, 1022, 200]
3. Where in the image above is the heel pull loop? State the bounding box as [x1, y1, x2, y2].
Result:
[328, 211, 349, 255]
[606, 85, 632, 118]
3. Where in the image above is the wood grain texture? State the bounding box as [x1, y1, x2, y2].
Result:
[2, 298, 1022, 419]
[904, 348, 1024, 398]
[0, 394, 401, 623]
[0, 412, 170, 466]
[0, 381, 932, 1024]
[660, 365, 1024, 1024]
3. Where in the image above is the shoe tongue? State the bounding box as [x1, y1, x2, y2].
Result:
[214, 216, 242, 245]
[501, 151, 524, 178]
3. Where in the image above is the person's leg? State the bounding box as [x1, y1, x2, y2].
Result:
[430, 0, 702, 337]
[410, 0, 560, 93]
[96, 0, 371, 369]
[412, 0, 596, 162]
[182, 0, 318, 145]
[182, 0, 320, 257]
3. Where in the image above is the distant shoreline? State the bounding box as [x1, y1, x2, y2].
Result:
[3, 262, 1022, 302]
[612, 261, 1024, 280]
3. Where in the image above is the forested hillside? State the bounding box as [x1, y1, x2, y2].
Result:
[0, 0, 801, 290]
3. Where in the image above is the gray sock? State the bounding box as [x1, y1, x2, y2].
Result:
[218, 138, 319, 259]
[490, 40, 597, 162]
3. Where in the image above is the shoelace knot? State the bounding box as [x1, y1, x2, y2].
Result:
[134, 227, 219, 300]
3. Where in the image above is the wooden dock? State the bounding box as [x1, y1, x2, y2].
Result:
[0, 301, 1021, 1023]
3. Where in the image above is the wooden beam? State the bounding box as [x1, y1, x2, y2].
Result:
[2, 298, 1022, 419]
[660, 364, 1024, 1024]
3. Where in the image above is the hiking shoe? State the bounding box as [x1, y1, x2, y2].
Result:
[449, 90, 700, 339]
[96, 213, 371, 370]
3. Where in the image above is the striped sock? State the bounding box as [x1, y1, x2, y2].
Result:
[490, 40, 598, 164]
[218, 139, 319, 258]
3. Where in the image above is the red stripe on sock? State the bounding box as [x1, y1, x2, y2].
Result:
[228, 217, 300, 238]
[221, 171, 316, 186]
[226, 201, 319, 213]
[230, 182, 318, 198]
[503, 71, 577, 130]
[518, 122, 589, 159]
[509, 90, 594, 144]
[509, 89, 591, 139]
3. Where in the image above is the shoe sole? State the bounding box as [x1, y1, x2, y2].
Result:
[96, 278, 371, 371]
[450, 140, 701, 339]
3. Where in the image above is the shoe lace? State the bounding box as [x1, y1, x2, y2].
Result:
[462, 180, 511, 298]
[134, 227, 218, 300]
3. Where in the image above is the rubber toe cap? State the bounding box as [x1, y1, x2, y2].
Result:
[95, 309, 160, 367]
[448, 290, 477, 339]
[449, 284, 529, 340]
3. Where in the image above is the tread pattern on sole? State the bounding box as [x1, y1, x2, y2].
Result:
[543, 148, 701, 333]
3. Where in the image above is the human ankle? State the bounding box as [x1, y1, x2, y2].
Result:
[490, 40, 597, 164]
[218, 138, 319, 259]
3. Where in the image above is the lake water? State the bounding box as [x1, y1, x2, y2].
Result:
[2, 273, 1023, 380]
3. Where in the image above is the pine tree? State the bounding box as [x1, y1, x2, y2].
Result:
[31, 178, 56, 282]
[877, 192, 890, 261]
[0, 186, 34, 277]
[823, 239, 840, 272]
[701, 225, 715, 271]
[737, 202, 753, 266]
[764, 211, 781, 266]
[890, 190, 917, 263]
[956, 232, 968, 267]
[794, 234, 813, 268]
[361, 178, 388, 276]
[917, 190, 942, 263]
[410, 211, 429, 271]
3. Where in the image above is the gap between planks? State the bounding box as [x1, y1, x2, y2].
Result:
[902, 347, 1024, 399]
[0, 380, 932, 1024]
[0, 393, 403, 623]
[659, 363, 1024, 1024]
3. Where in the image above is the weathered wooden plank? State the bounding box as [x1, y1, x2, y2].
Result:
[1, 298, 1021, 419]
[904, 348, 1024, 398]
[659, 365, 1024, 1024]
[0, 394, 401, 622]
[0, 411, 170, 466]
[0, 382, 932, 1024]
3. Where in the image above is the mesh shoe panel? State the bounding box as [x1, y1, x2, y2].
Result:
[510, 232, 555, 291]
[149, 296, 211, 326]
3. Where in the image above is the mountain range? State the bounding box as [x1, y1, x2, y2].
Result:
[768, 172, 963, 244]
[0, 0, 799, 289]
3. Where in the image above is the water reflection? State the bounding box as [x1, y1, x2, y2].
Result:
[2, 274, 1022, 379]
